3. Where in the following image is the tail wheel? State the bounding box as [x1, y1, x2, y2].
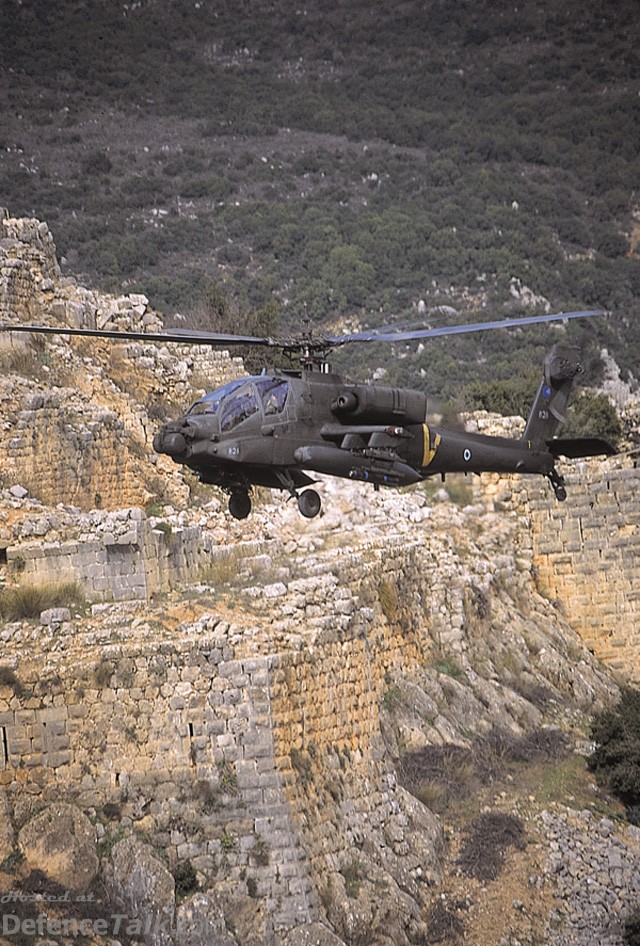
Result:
[298, 488, 321, 518]
[547, 468, 567, 502]
[229, 492, 251, 520]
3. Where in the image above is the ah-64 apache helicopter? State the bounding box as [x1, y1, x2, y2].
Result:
[0, 310, 616, 519]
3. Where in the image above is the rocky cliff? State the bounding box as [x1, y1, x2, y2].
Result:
[1, 215, 640, 946]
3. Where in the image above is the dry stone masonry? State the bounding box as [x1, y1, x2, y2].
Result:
[1, 214, 640, 945]
[1, 211, 244, 511]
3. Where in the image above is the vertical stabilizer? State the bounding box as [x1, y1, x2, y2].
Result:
[523, 345, 582, 449]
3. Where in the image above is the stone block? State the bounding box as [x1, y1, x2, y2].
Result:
[14, 710, 36, 725]
[241, 732, 273, 760]
[48, 734, 71, 752]
[48, 750, 73, 768]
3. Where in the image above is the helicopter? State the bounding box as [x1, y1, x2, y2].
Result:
[0, 310, 616, 519]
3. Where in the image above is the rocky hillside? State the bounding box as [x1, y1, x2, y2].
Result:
[1, 216, 640, 946]
[1, 0, 639, 393]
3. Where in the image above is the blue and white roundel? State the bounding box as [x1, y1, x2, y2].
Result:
[542, 384, 552, 400]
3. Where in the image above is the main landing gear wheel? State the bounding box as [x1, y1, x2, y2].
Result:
[297, 489, 321, 518]
[229, 492, 251, 520]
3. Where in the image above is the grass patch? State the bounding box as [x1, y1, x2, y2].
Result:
[429, 652, 466, 681]
[0, 580, 85, 620]
[340, 858, 365, 899]
[381, 685, 402, 712]
[0, 338, 48, 379]
[199, 545, 254, 587]
[398, 727, 574, 816]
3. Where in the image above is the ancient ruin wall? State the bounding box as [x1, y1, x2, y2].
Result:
[4, 509, 211, 601]
[506, 456, 640, 680]
[0, 543, 441, 934]
[1, 214, 245, 511]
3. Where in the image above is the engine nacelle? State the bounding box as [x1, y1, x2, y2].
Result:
[331, 384, 427, 425]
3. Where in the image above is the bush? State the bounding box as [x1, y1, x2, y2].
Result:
[426, 900, 465, 943]
[456, 812, 526, 881]
[460, 372, 539, 419]
[173, 860, 199, 900]
[561, 391, 622, 446]
[81, 151, 113, 176]
[589, 687, 640, 814]
[0, 667, 24, 695]
[624, 910, 640, 946]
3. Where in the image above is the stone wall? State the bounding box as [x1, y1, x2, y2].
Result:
[0, 214, 59, 324]
[0, 483, 626, 944]
[0, 628, 316, 930]
[5, 508, 210, 601]
[1, 214, 245, 511]
[506, 455, 640, 681]
[0, 541, 447, 938]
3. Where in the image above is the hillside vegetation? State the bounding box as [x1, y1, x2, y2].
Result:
[1, 0, 639, 398]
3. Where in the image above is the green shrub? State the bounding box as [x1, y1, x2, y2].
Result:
[290, 747, 313, 786]
[193, 779, 220, 814]
[94, 660, 114, 687]
[588, 687, 640, 817]
[561, 391, 622, 447]
[173, 860, 199, 900]
[460, 372, 539, 419]
[81, 151, 113, 176]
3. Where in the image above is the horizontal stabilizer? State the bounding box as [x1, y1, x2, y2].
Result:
[547, 437, 617, 459]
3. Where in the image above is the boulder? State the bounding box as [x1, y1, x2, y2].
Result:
[108, 835, 175, 946]
[176, 891, 238, 946]
[17, 803, 98, 891]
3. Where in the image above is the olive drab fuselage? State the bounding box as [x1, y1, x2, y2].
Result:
[0, 314, 614, 520]
[152, 345, 615, 519]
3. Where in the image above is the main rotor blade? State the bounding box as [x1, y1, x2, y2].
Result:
[331, 309, 607, 344]
[0, 323, 275, 347]
[0, 308, 607, 352]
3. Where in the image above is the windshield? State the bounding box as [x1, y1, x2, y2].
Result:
[186, 378, 246, 416]
[220, 383, 260, 432]
[256, 377, 289, 416]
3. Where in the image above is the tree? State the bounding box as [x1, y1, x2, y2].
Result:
[561, 391, 622, 446]
[589, 688, 640, 821]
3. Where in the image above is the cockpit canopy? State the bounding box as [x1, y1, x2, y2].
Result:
[187, 376, 290, 432]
